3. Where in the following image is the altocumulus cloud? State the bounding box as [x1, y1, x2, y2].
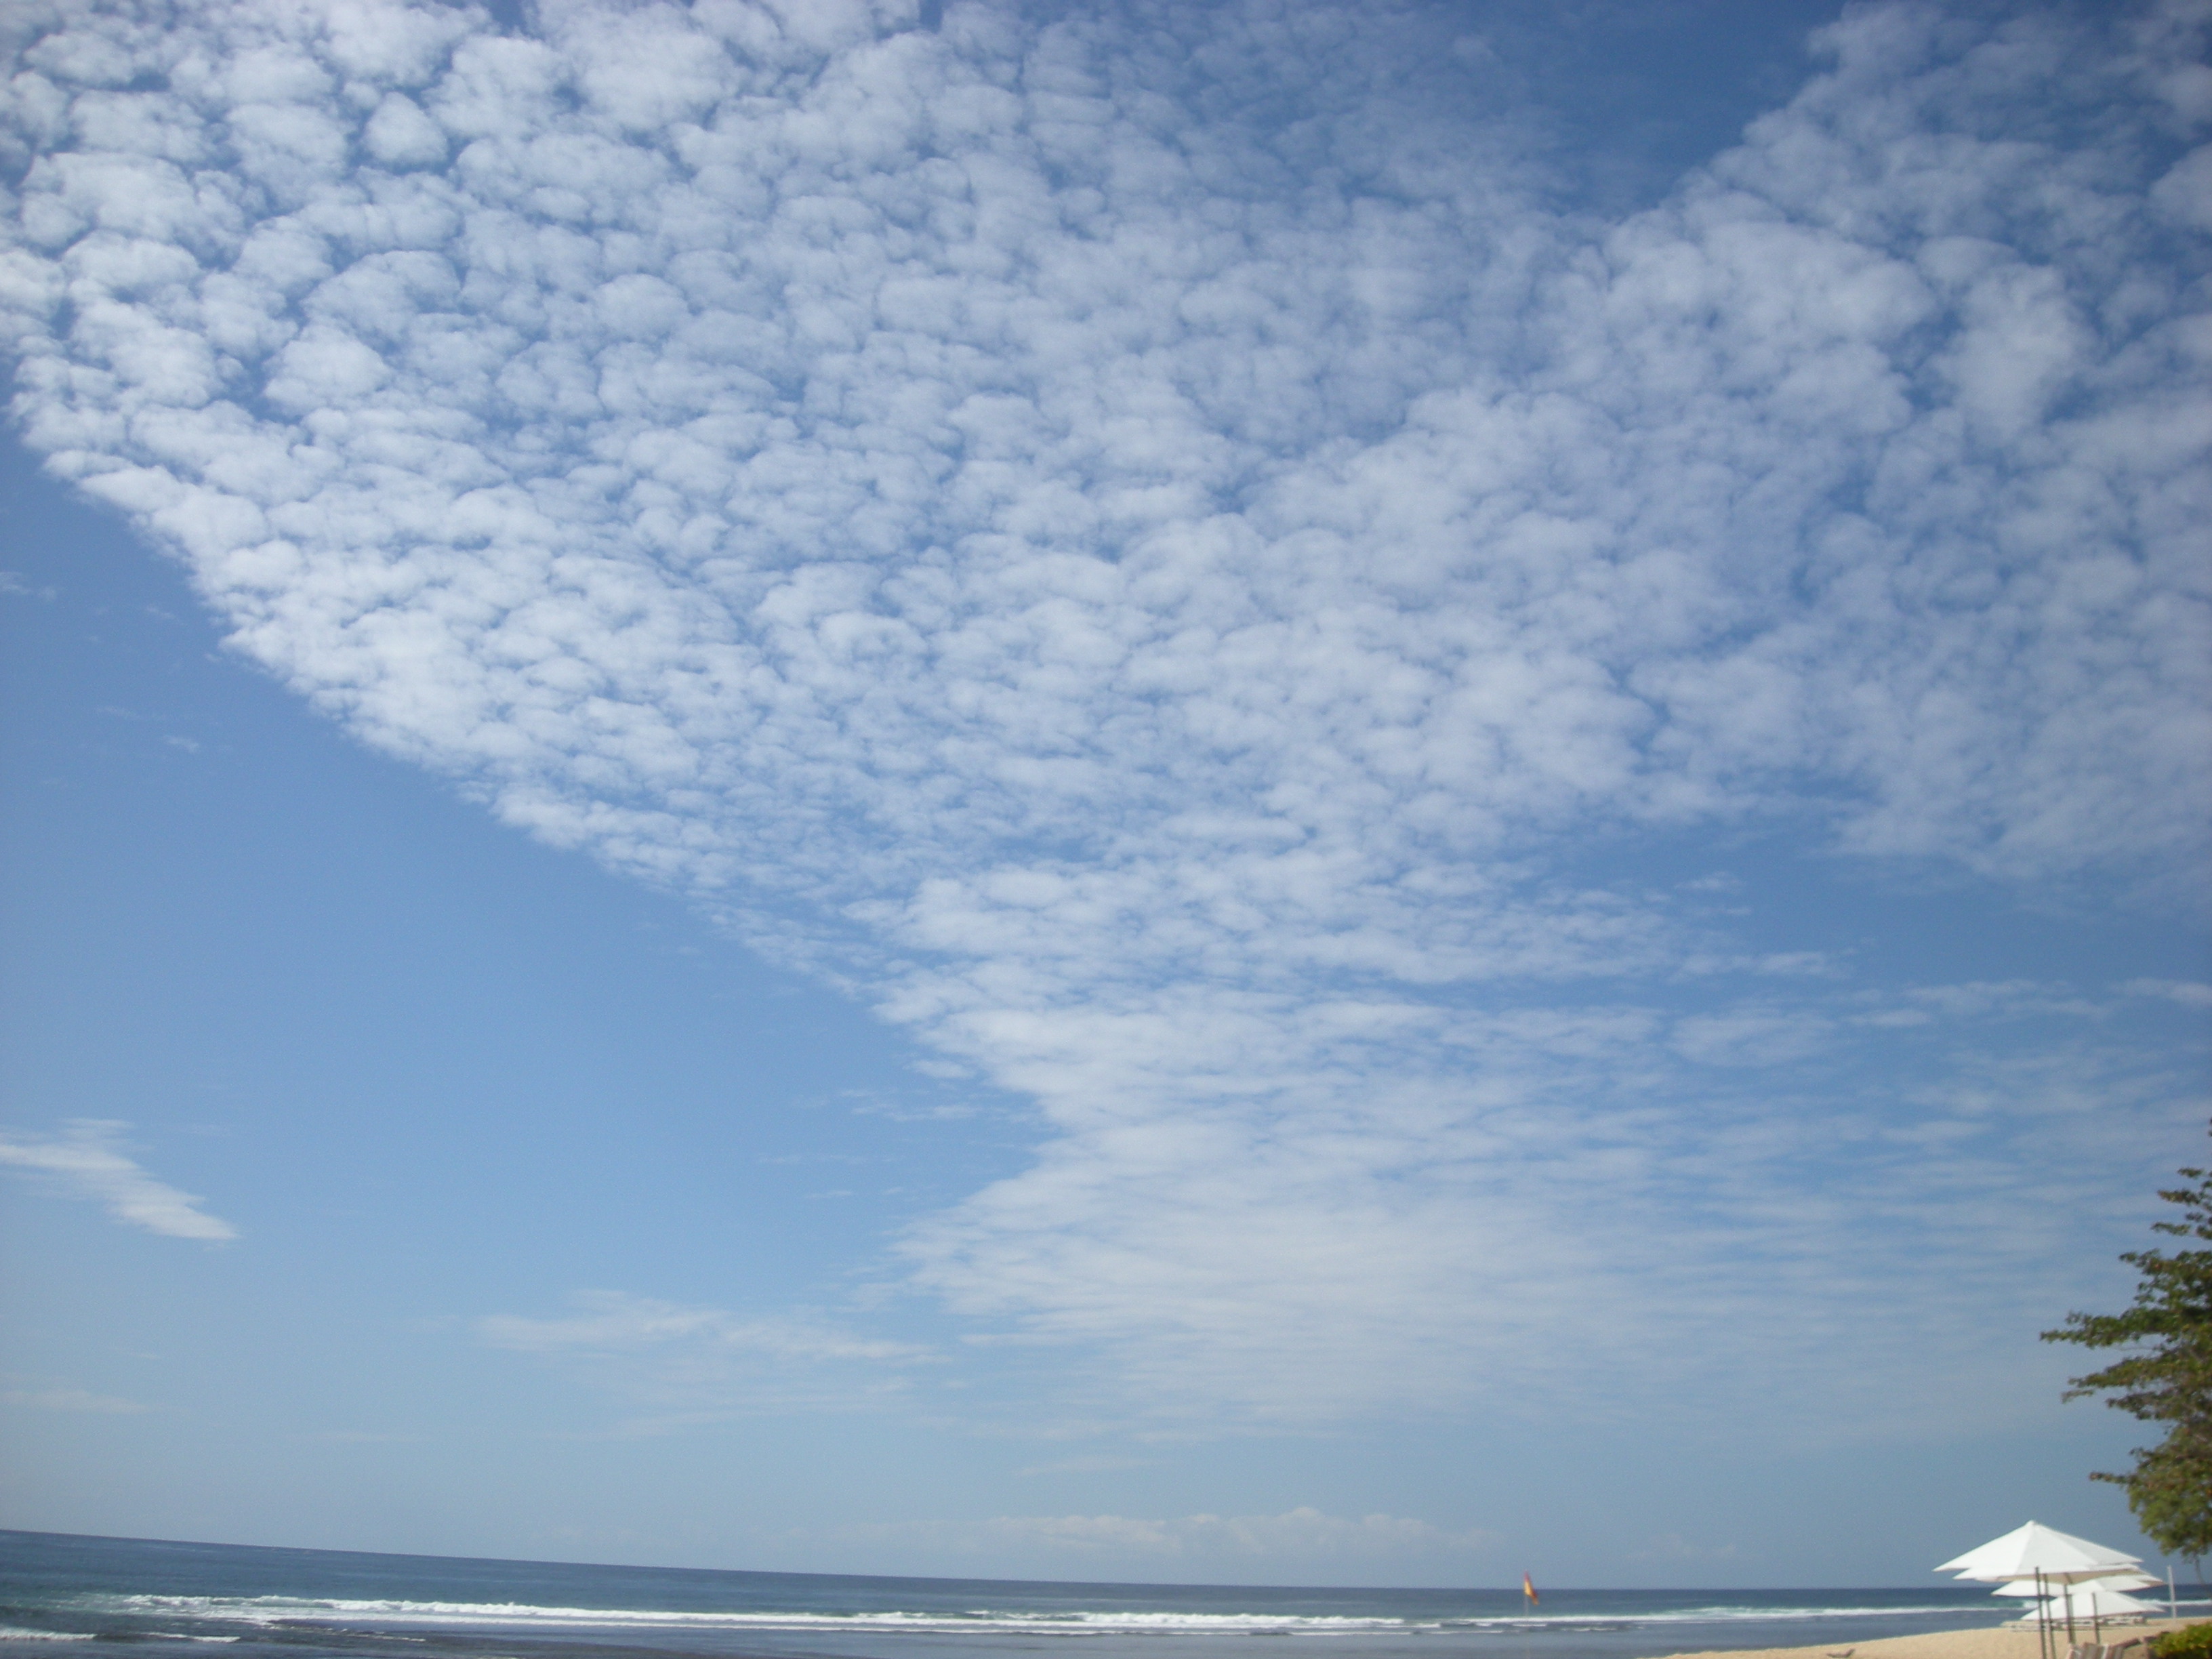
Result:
[1, 0, 2207, 1429]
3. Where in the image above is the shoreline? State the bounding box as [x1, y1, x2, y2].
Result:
[1660, 1621, 2200, 1659]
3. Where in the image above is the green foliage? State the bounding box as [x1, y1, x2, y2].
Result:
[2043, 1135, 2212, 1565]
[2154, 1624, 2212, 1659]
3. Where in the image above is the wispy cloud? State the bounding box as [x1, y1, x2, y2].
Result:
[0, 1121, 237, 1242]
[479, 1292, 925, 1363]
[1, 1385, 149, 1414]
[1, 0, 2205, 1433]
[478, 1291, 933, 1421]
[1018, 1455, 1160, 1477]
[815, 1505, 1500, 1562]
[2124, 979, 2212, 1010]
[1629, 1532, 1740, 1565]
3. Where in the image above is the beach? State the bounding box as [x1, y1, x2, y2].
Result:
[1662, 1620, 2200, 1659]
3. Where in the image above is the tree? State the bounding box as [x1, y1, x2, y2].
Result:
[2043, 1137, 2212, 1565]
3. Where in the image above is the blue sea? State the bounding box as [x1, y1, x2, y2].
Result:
[0, 1532, 2187, 1659]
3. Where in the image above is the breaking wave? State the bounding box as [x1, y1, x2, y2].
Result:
[93, 1595, 1984, 1638]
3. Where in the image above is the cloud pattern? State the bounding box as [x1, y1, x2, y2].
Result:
[0, 1120, 237, 1241]
[474, 1290, 932, 1425]
[813, 1505, 1499, 1565]
[2, 0, 2207, 1427]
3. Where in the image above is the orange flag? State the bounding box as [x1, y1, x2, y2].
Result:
[1523, 1573, 1539, 1606]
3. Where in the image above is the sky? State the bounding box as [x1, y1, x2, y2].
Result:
[0, 0, 2209, 1590]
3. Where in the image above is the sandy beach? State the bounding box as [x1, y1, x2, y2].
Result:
[1661, 1621, 2200, 1659]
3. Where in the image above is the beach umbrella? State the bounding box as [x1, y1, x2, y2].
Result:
[2013, 1584, 2159, 1629]
[1937, 1521, 2143, 1583]
[1939, 1521, 2146, 1657]
[1993, 1575, 2162, 1597]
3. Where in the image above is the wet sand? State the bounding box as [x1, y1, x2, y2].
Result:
[1659, 1620, 2198, 1659]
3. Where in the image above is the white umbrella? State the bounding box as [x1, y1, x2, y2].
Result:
[1994, 1574, 2162, 1596]
[1939, 1521, 2147, 1658]
[2013, 1585, 2158, 1622]
[1938, 1521, 2144, 1583]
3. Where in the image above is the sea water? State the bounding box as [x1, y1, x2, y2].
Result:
[0, 1531, 2181, 1659]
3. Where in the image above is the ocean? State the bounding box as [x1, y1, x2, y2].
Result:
[0, 1531, 2185, 1659]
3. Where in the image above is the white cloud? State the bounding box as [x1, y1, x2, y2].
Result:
[822, 1504, 1499, 1562]
[2123, 979, 2212, 1010]
[0, 1385, 149, 1413]
[479, 1290, 924, 1363]
[1629, 1532, 1739, 1564]
[1, 0, 2205, 1432]
[1017, 1455, 1159, 1477]
[477, 1290, 933, 1420]
[0, 1120, 238, 1242]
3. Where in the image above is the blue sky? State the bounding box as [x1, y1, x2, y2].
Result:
[1, 0, 2209, 1588]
